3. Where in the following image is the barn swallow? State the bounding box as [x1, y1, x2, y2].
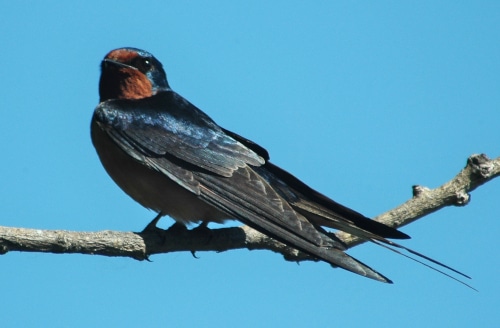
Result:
[91, 47, 470, 284]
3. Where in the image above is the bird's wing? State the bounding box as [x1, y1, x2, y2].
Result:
[261, 162, 410, 239]
[221, 129, 473, 282]
[221, 128, 410, 239]
[93, 91, 392, 282]
[197, 166, 392, 282]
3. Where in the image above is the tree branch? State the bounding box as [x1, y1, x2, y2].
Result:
[336, 153, 500, 247]
[1, 154, 498, 264]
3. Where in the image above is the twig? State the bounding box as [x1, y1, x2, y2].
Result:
[0, 154, 498, 263]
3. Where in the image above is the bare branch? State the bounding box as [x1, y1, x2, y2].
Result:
[336, 153, 500, 247]
[0, 154, 498, 263]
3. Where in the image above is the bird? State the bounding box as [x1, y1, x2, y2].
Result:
[91, 47, 470, 285]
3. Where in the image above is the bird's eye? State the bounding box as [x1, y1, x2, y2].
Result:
[133, 57, 153, 73]
[142, 59, 152, 69]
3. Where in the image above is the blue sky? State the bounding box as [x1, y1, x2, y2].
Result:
[1, 1, 499, 327]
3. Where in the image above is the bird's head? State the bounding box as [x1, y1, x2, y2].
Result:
[99, 47, 170, 102]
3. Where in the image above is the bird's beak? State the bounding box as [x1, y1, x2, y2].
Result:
[102, 58, 137, 70]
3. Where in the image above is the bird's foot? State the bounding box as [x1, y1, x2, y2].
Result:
[141, 212, 164, 233]
[193, 220, 210, 232]
[166, 221, 189, 233]
[140, 213, 187, 246]
[190, 221, 213, 258]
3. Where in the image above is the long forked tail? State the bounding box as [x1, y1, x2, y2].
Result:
[369, 237, 477, 291]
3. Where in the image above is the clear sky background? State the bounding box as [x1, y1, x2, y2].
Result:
[1, 2, 499, 327]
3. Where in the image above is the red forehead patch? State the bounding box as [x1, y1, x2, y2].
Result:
[105, 49, 140, 64]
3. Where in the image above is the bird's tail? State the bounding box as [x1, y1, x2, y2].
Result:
[368, 237, 477, 291]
